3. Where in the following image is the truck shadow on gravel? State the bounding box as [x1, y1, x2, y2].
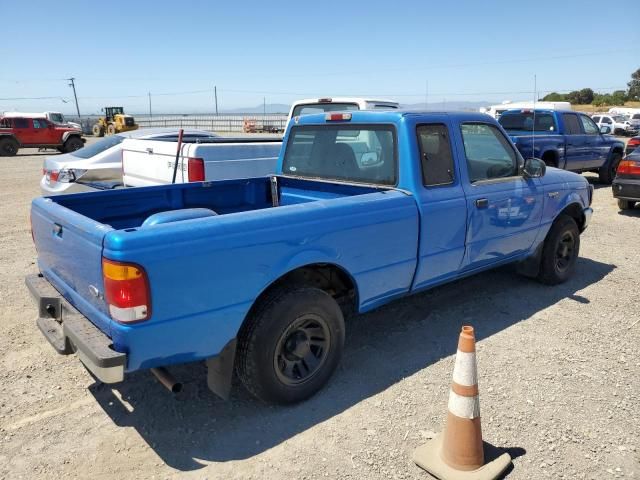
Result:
[89, 257, 614, 471]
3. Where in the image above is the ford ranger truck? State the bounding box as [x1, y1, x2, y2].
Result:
[498, 109, 625, 184]
[27, 111, 593, 404]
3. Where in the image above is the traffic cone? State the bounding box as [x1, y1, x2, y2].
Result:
[413, 326, 512, 480]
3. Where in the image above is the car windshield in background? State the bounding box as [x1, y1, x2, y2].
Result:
[283, 125, 396, 185]
[498, 112, 557, 132]
[612, 116, 626, 122]
[70, 135, 124, 158]
[49, 113, 64, 123]
[291, 103, 359, 117]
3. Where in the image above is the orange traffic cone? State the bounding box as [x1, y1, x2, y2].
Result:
[413, 326, 512, 480]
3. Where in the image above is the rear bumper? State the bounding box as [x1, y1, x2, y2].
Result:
[612, 178, 640, 201]
[26, 274, 126, 383]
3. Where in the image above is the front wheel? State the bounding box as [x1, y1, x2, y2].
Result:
[599, 152, 621, 184]
[63, 137, 84, 153]
[236, 286, 345, 404]
[617, 198, 636, 210]
[537, 215, 580, 285]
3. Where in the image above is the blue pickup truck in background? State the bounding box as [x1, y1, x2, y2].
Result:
[498, 109, 625, 184]
[28, 110, 593, 404]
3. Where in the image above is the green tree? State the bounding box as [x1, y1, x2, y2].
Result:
[628, 68, 640, 101]
[611, 90, 628, 105]
[542, 92, 565, 101]
[578, 88, 594, 104]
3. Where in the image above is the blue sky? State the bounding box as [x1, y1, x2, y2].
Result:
[1, 0, 638, 114]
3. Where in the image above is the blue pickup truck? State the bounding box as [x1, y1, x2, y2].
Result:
[27, 111, 594, 404]
[498, 109, 625, 184]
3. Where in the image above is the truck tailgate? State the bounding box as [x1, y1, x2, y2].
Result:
[31, 197, 113, 335]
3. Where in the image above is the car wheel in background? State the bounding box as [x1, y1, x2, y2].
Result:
[63, 137, 84, 153]
[106, 124, 116, 135]
[0, 137, 19, 156]
[617, 198, 636, 210]
[599, 152, 622, 184]
[537, 214, 580, 285]
[236, 286, 345, 404]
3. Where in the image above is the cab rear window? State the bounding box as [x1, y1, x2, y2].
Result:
[283, 125, 396, 185]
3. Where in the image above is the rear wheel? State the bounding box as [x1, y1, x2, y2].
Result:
[617, 198, 636, 210]
[92, 124, 104, 137]
[63, 137, 84, 153]
[0, 137, 19, 156]
[106, 124, 117, 135]
[599, 152, 621, 185]
[537, 214, 580, 285]
[236, 286, 345, 404]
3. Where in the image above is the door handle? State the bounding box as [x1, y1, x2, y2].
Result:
[475, 198, 489, 209]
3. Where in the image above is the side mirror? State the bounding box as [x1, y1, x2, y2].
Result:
[600, 125, 611, 134]
[523, 158, 546, 178]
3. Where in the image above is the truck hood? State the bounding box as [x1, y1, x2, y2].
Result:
[540, 166, 588, 186]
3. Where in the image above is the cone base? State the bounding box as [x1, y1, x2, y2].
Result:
[413, 433, 511, 480]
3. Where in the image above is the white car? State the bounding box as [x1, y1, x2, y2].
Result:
[591, 114, 635, 136]
[288, 97, 399, 122]
[41, 128, 218, 195]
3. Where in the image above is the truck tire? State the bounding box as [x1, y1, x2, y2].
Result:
[92, 124, 104, 137]
[107, 124, 117, 135]
[617, 198, 635, 210]
[236, 286, 345, 404]
[0, 137, 19, 156]
[537, 214, 580, 285]
[63, 137, 84, 153]
[599, 152, 621, 184]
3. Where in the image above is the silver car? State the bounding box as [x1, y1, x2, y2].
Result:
[41, 128, 218, 195]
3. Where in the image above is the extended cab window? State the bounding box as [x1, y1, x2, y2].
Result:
[562, 113, 582, 135]
[283, 125, 396, 185]
[417, 124, 454, 186]
[461, 123, 518, 182]
[499, 112, 556, 132]
[14, 118, 29, 129]
[579, 115, 599, 135]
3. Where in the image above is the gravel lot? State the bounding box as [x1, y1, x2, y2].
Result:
[0, 140, 638, 480]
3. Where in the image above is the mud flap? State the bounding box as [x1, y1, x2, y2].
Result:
[206, 339, 236, 400]
[516, 241, 544, 278]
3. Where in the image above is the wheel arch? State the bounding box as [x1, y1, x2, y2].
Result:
[558, 201, 586, 232]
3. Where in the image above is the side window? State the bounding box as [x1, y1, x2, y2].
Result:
[14, 118, 29, 129]
[460, 123, 518, 183]
[417, 123, 454, 186]
[562, 114, 582, 135]
[602, 117, 612, 124]
[33, 119, 48, 129]
[592, 116, 601, 123]
[579, 115, 599, 135]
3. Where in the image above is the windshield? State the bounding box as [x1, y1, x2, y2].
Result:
[498, 112, 556, 132]
[49, 113, 64, 123]
[612, 115, 626, 122]
[70, 135, 124, 158]
[291, 103, 359, 117]
[283, 125, 396, 185]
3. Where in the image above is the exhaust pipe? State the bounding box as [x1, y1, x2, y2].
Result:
[150, 367, 182, 393]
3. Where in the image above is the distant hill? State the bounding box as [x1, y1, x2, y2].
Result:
[222, 103, 291, 114]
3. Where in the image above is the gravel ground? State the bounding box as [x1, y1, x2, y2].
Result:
[0, 141, 638, 480]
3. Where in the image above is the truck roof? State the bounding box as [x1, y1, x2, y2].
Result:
[292, 97, 398, 106]
[293, 109, 493, 126]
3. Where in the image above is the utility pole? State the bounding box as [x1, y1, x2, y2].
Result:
[67, 77, 81, 118]
[148, 92, 152, 119]
[425, 80, 429, 111]
[214, 85, 219, 115]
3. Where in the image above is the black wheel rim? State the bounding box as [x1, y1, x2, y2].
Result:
[274, 314, 330, 386]
[555, 231, 575, 272]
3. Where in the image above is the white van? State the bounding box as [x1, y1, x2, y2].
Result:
[2, 111, 81, 129]
[288, 97, 399, 122]
[480, 101, 572, 119]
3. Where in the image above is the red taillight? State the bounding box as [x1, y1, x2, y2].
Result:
[325, 113, 352, 122]
[49, 170, 59, 182]
[628, 138, 640, 148]
[617, 159, 640, 176]
[187, 157, 205, 182]
[102, 258, 151, 323]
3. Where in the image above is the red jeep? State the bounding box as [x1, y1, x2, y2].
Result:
[0, 117, 85, 156]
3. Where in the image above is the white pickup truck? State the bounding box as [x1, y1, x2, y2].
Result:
[122, 136, 282, 187]
[288, 97, 399, 120]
